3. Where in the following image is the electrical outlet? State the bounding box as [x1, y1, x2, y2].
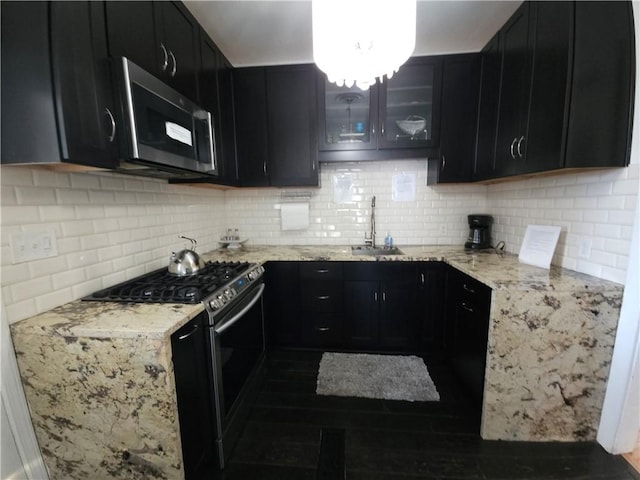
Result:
[578, 237, 592, 259]
[10, 230, 58, 264]
[438, 224, 447, 236]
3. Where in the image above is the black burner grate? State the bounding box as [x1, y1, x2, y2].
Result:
[84, 261, 251, 303]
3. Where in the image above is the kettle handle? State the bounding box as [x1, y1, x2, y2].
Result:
[178, 235, 197, 250]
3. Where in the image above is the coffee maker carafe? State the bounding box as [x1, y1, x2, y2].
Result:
[465, 214, 493, 249]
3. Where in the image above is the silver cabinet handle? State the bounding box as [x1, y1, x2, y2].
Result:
[168, 50, 177, 77]
[160, 43, 168, 71]
[461, 302, 474, 313]
[517, 136, 525, 158]
[441, 155, 446, 171]
[374, 291, 378, 302]
[420, 273, 425, 286]
[177, 323, 198, 341]
[316, 269, 329, 274]
[263, 161, 267, 176]
[381, 122, 385, 137]
[509, 137, 517, 159]
[105, 108, 116, 143]
[382, 292, 386, 302]
[316, 327, 330, 332]
[462, 283, 475, 294]
[312, 160, 316, 172]
[316, 295, 331, 300]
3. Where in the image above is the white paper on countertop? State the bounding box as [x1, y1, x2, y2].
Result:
[518, 225, 562, 269]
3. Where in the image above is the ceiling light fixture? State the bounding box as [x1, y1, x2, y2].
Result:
[312, 0, 417, 90]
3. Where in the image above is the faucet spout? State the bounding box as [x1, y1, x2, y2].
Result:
[370, 196, 376, 248]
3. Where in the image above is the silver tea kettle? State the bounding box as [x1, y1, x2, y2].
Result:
[168, 236, 206, 276]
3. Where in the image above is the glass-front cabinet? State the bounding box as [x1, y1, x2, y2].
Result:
[318, 79, 379, 151]
[378, 57, 441, 148]
[317, 56, 442, 155]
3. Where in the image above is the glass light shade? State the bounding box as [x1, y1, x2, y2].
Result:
[312, 0, 417, 90]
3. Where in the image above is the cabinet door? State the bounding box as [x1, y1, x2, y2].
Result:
[266, 65, 319, 186]
[378, 57, 442, 149]
[234, 68, 270, 186]
[565, 1, 634, 169]
[157, 1, 200, 101]
[218, 55, 238, 185]
[105, 1, 159, 76]
[493, 3, 532, 178]
[51, 1, 118, 168]
[379, 281, 416, 350]
[344, 281, 379, 349]
[171, 314, 215, 478]
[473, 33, 501, 181]
[433, 54, 480, 183]
[417, 263, 445, 353]
[523, 2, 573, 174]
[318, 73, 378, 151]
[264, 262, 300, 347]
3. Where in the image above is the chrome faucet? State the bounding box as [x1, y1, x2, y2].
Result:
[365, 196, 376, 247]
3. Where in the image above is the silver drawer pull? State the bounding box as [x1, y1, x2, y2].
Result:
[316, 327, 330, 332]
[462, 283, 475, 294]
[461, 302, 474, 313]
[177, 323, 198, 341]
[316, 269, 330, 273]
[316, 295, 331, 300]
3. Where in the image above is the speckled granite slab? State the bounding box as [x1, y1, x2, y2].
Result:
[10, 245, 624, 479]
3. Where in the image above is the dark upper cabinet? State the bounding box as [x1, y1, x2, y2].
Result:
[233, 68, 270, 187]
[155, 2, 200, 101]
[493, 2, 534, 178]
[317, 57, 442, 162]
[565, 1, 634, 169]
[105, 1, 199, 101]
[428, 53, 480, 184]
[477, 0, 633, 181]
[1, 1, 118, 169]
[266, 65, 319, 187]
[473, 33, 501, 181]
[104, 1, 159, 77]
[234, 65, 319, 187]
[198, 29, 237, 185]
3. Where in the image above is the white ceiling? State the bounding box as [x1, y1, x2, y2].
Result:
[184, 0, 523, 67]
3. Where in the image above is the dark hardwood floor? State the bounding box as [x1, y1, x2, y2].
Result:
[215, 349, 639, 480]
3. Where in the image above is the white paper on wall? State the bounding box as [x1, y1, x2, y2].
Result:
[518, 225, 562, 269]
[281, 202, 309, 230]
[392, 173, 416, 202]
[332, 174, 356, 203]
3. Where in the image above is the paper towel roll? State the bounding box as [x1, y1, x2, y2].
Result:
[281, 202, 309, 231]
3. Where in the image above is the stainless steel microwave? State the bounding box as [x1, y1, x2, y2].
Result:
[117, 57, 217, 179]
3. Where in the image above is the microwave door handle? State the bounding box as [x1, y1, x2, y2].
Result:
[213, 283, 265, 335]
[206, 111, 217, 173]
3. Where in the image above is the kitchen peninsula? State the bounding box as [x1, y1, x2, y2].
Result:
[11, 246, 623, 479]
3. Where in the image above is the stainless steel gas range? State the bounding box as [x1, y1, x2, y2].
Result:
[84, 260, 266, 472]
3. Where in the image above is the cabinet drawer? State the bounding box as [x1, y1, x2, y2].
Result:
[456, 276, 491, 311]
[300, 284, 343, 312]
[300, 262, 342, 281]
[302, 313, 343, 348]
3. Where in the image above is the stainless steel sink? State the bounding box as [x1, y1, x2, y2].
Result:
[351, 245, 404, 256]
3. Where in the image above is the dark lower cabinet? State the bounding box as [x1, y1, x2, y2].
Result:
[265, 261, 447, 354]
[2, 1, 118, 169]
[264, 262, 301, 346]
[343, 263, 419, 352]
[445, 267, 492, 402]
[171, 313, 215, 479]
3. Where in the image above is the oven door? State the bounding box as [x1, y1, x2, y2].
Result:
[208, 281, 266, 467]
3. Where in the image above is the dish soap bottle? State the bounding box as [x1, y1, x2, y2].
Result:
[384, 232, 393, 248]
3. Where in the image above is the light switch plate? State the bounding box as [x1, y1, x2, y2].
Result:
[10, 230, 58, 264]
[578, 237, 592, 259]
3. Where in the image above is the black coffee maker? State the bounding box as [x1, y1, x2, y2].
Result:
[465, 214, 493, 249]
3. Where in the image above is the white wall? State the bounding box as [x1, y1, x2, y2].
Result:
[1, 167, 225, 324]
[1, 159, 638, 324]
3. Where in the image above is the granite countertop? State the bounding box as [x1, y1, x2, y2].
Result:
[11, 245, 623, 340]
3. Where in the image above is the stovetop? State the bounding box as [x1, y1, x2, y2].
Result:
[83, 261, 253, 304]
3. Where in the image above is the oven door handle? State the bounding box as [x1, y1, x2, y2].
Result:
[213, 283, 265, 335]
